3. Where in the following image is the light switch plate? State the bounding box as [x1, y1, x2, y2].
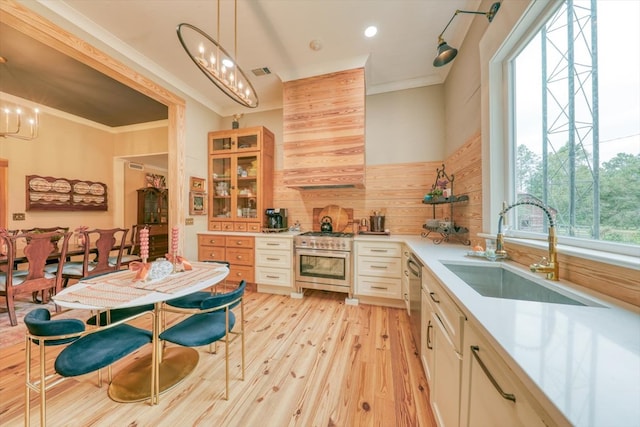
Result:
[185, 218, 194, 225]
[13, 213, 26, 221]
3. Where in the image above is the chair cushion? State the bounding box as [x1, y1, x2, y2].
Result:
[86, 304, 155, 326]
[44, 261, 93, 277]
[0, 270, 55, 290]
[24, 308, 86, 346]
[109, 254, 141, 266]
[55, 324, 152, 377]
[165, 291, 212, 309]
[160, 311, 235, 347]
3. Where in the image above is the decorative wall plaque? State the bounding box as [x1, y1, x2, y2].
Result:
[26, 175, 108, 211]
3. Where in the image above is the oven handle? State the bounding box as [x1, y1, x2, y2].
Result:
[296, 249, 351, 259]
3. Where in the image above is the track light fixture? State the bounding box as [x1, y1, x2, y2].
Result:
[433, 2, 501, 67]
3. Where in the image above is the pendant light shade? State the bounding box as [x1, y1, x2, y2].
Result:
[432, 2, 501, 68]
[433, 39, 458, 67]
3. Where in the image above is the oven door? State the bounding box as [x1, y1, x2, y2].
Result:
[295, 248, 352, 292]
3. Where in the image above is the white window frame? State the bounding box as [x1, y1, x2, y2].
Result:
[484, 0, 640, 266]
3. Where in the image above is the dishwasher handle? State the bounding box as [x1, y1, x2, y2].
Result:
[407, 257, 422, 277]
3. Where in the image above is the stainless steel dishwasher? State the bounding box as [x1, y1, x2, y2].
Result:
[407, 253, 423, 350]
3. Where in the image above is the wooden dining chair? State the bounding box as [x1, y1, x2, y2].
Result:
[110, 224, 142, 269]
[45, 228, 128, 287]
[160, 280, 246, 400]
[24, 307, 155, 427]
[0, 231, 71, 326]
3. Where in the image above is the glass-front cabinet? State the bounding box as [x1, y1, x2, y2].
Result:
[208, 126, 274, 232]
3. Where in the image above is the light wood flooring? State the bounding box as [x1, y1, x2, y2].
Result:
[0, 287, 436, 426]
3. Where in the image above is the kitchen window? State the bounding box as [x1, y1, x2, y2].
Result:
[507, 0, 639, 254]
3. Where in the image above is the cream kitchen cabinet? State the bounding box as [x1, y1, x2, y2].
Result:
[460, 323, 551, 427]
[354, 241, 402, 300]
[422, 265, 466, 427]
[255, 236, 293, 295]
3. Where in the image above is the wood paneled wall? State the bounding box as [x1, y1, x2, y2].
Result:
[273, 132, 483, 239]
[283, 68, 366, 188]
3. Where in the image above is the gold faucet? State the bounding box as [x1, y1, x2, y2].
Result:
[496, 201, 559, 281]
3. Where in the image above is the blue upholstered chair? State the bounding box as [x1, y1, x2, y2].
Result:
[160, 280, 245, 400]
[24, 308, 154, 426]
[164, 260, 230, 309]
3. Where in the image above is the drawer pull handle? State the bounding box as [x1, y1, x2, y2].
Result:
[471, 346, 516, 402]
[236, 256, 243, 260]
[429, 292, 440, 304]
[266, 243, 279, 246]
[371, 265, 388, 269]
[426, 320, 433, 349]
[266, 257, 280, 261]
[236, 241, 243, 245]
[209, 239, 216, 244]
[370, 249, 388, 253]
[371, 286, 388, 290]
[266, 275, 279, 279]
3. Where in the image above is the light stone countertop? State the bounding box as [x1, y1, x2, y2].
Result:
[200, 231, 640, 425]
[387, 234, 640, 427]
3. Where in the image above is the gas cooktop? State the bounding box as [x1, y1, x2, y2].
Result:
[298, 231, 354, 238]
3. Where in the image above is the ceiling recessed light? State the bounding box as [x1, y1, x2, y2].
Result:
[364, 26, 377, 38]
[309, 39, 323, 51]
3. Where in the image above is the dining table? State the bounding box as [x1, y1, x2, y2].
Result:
[52, 261, 229, 404]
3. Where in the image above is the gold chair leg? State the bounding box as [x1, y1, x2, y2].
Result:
[39, 341, 47, 427]
[24, 337, 31, 427]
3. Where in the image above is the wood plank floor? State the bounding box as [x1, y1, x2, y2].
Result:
[0, 288, 436, 426]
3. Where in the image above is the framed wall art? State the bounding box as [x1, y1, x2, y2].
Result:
[189, 176, 206, 192]
[189, 191, 207, 215]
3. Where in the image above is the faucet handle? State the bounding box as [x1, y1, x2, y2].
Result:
[538, 256, 550, 266]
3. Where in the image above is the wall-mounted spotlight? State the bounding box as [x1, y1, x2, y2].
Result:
[433, 2, 501, 67]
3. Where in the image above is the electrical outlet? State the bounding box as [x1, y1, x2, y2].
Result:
[185, 218, 194, 225]
[13, 213, 26, 221]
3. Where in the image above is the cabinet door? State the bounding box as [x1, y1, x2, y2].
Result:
[211, 156, 233, 219]
[421, 288, 435, 385]
[432, 313, 462, 427]
[462, 342, 547, 427]
[235, 153, 259, 221]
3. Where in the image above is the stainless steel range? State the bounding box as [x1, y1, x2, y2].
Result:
[294, 231, 354, 296]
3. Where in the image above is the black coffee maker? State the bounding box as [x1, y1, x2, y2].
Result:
[265, 208, 288, 230]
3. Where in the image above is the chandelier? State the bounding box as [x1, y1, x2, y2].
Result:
[177, 0, 258, 108]
[1, 105, 39, 140]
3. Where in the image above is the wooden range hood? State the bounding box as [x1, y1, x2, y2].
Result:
[283, 68, 365, 189]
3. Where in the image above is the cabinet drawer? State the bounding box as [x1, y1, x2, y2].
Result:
[357, 242, 402, 257]
[234, 222, 248, 232]
[226, 236, 254, 248]
[357, 256, 402, 278]
[228, 264, 254, 283]
[357, 276, 402, 299]
[246, 222, 261, 232]
[255, 266, 291, 287]
[255, 250, 291, 268]
[226, 247, 254, 266]
[220, 222, 235, 232]
[199, 247, 225, 262]
[198, 234, 226, 247]
[256, 238, 292, 251]
[209, 221, 222, 231]
[423, 267, 465, 353]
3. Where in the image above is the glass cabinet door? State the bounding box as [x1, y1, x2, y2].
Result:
[210, 135, 234, 153]
[211, 157, 232, 218]
[235, 154, 259, 219]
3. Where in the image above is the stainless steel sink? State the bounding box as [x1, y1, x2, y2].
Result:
[442, 262, 602, 306]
